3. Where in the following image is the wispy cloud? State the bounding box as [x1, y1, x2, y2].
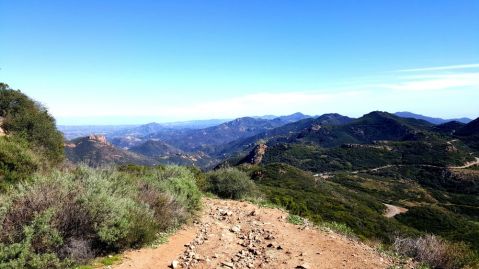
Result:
[396, 63, 479, 72]
[50, 63, 479, 124]
[378, 72, 479, 91]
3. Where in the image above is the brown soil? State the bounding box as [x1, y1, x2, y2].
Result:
[113, 198, 397, 269]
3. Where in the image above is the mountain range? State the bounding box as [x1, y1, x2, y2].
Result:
[63, 111, 479, 170]
[58, 110, 479, 254]
[394, 111, 472, 124]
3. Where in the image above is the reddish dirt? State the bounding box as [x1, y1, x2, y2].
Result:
[113, 198, 397, 269]
[114, 227, 198, 269]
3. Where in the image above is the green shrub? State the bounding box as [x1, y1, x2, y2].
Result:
[0, 165, 202, 268]
[0, 83, 64, 165]
[187, 166, 208, 192]
[206, 168, 257, 199]
[153, 166, 202, 215]
[287, 214, 304, 225]
[320, 221, 356, 237]
[0, 137, 40, 190]
[0, 210, 72, 269]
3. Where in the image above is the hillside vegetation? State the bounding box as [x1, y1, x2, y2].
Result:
[0, 84, 203, 268]
[0, 83, 64, 165]
[0, 83, 64, 190]
[2, 83, 479, 268]
[217, 111, 479, 268]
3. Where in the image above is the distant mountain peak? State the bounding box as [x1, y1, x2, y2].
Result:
[365, 111, 394, 118]
[456, 117, 479, 136]
[394, 111, 472, 124]
[66, 135, 156, 166]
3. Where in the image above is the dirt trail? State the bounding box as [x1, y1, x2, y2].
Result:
[449, 157, 479, 169]
[383, 204, 408, 218]
[113, 198, 395, 269]
[316, 157, 479, 178]
[115, 228, 197, 269]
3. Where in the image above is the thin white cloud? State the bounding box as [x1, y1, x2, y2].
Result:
[396, 63, 479, 72]
[379, 72, 479, 92]
[48, 67, 479, 123]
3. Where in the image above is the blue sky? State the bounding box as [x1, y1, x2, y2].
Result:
[1, 0, 478, 125]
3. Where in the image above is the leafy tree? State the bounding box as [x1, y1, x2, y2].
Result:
[0, 83, 64, 165]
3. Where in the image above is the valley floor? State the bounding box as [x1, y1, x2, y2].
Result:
[113, 198, 397, 269]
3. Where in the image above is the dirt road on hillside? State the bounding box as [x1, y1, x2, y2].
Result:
[449, 157, 479, 169]
[113, 198, 396, 269]
[383, 204, 408, 218]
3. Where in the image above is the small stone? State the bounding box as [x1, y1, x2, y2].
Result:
[170, 260, 179, 269]
[264, 234, 275, 240]
[222, 261, 234, 268]
[296, 263, 310, 269]
[230, 225, 241, 233]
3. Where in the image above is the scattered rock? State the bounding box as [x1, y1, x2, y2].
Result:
[219, 209, 233, 216]
[230, 225, 241, 233]
[139, 198, 395, 269]
[170, 260, 179, 269]
[221, 261, 234, 268]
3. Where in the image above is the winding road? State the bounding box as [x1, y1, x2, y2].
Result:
[449, 157, 479, 169]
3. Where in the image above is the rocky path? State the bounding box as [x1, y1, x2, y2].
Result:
[113, 198, 395, 269]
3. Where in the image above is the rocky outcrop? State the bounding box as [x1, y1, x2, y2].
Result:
[242, 144, 268, 165]
[65, 135, 157, 167]
[88, 134, 109, 145]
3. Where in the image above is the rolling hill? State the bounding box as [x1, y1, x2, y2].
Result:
[65, 135, 157, 167]
[455, 117, 479, 151]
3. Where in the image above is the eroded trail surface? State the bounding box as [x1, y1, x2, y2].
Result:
[383, 203, 408, 218]
[114, 198, 393, 269]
